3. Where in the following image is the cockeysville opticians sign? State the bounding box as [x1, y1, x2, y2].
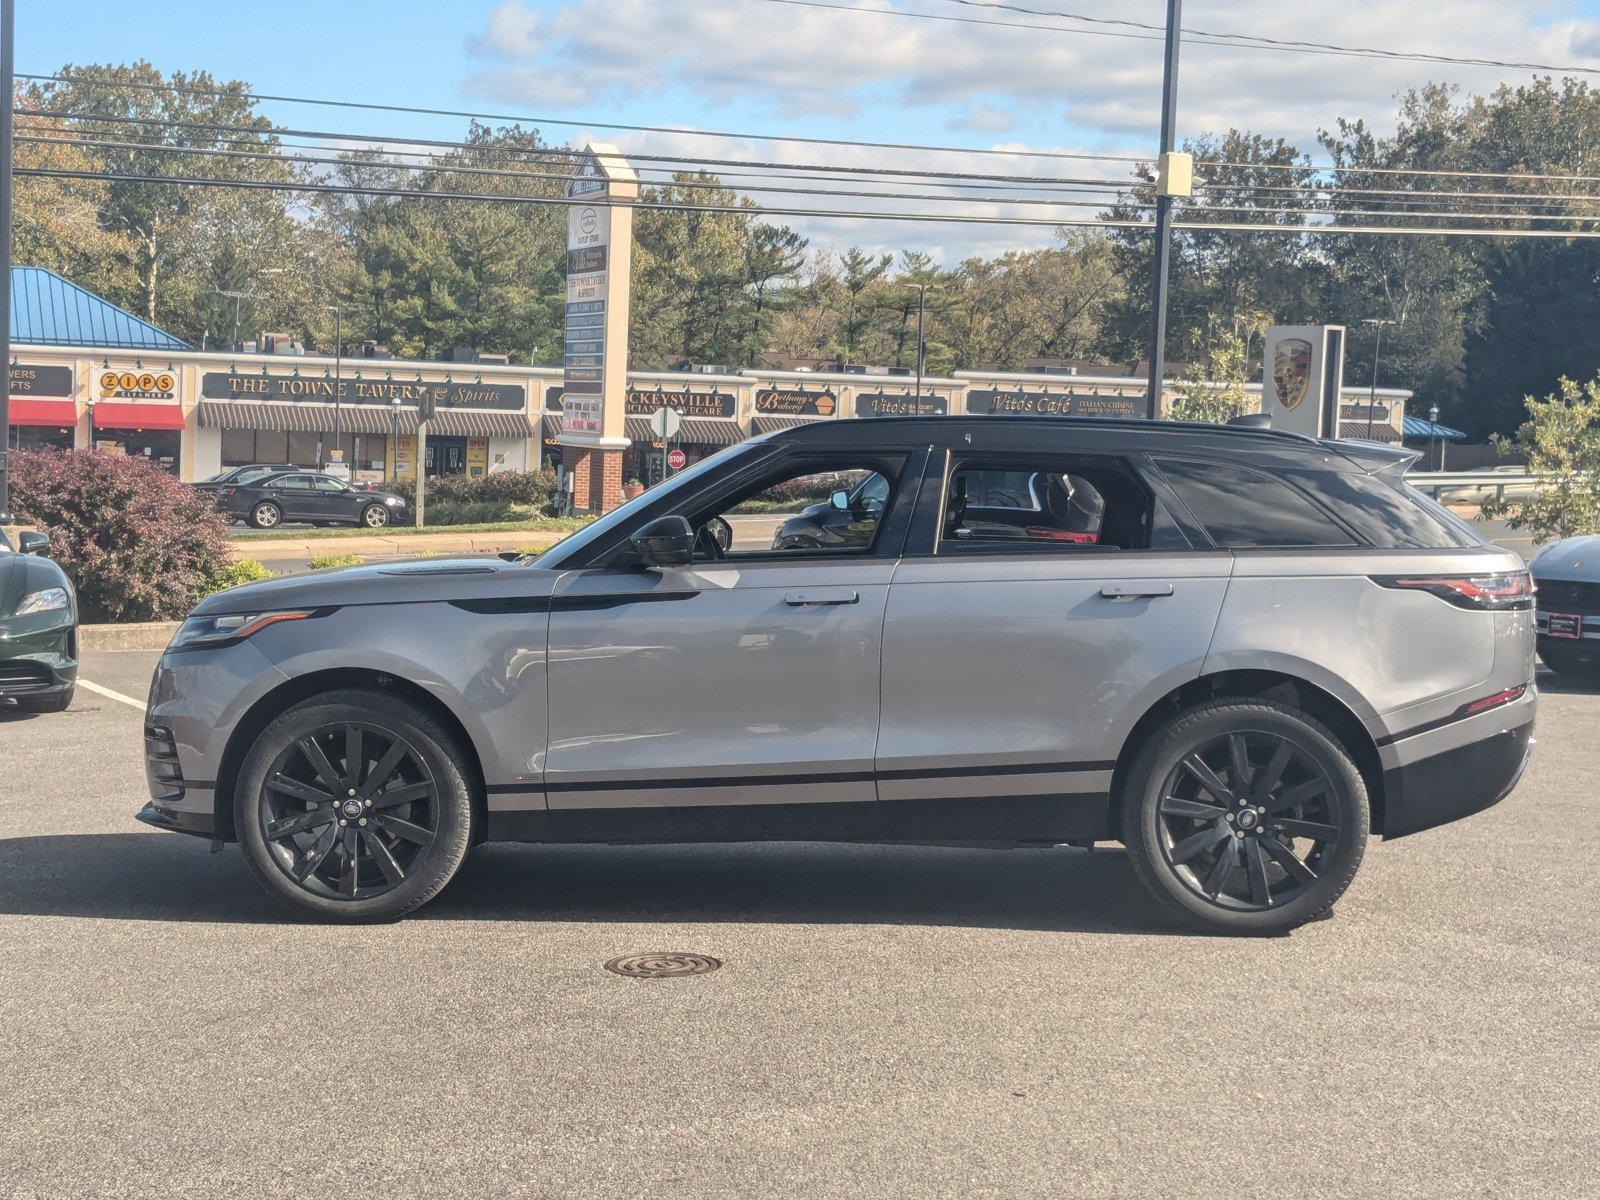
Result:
[202, 371, 526, 411]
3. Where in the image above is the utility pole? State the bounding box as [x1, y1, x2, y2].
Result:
[0, 0, 16, 523]
[912, 283, 931, 402]
[1144, 0, 1191, 421]
[324, 305, 345, 472]
[1362, 317, 1396, 439]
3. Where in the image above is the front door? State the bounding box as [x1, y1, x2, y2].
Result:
[543, 449, 919, 840]
[875, 451, 1232, 840]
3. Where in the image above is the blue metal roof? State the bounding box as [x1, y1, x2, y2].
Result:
[1403, 414, 1468, 442]
[9, 267, 192, 351]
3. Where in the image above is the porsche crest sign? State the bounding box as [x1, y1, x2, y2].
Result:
[1261, 326, 1344, 437]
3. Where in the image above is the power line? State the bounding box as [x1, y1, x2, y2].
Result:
[23, 165, 1600, 240]
[917, 0, 1600, 75]
[15, 70, 1151, 166]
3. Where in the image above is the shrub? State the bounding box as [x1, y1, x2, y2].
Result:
[388, 468, 555, 510]
[200, 558, 275, 596]
[9, 448, 231, 622]
[1481, 376, 1600, 540]
[306, 552, 365, 570]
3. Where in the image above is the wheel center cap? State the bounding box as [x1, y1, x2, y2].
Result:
[1236, 809, 1259, 830]
[340, 798, 364, 819]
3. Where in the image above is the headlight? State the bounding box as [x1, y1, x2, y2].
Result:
[385, 496, 403, 506]
[15, 587, 69, 616]
[168, 610, 313, 650]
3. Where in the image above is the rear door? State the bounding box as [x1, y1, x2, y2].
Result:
[875, 448, 1232, 840]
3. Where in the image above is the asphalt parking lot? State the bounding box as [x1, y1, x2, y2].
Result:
[1, 651, 1595, 1199]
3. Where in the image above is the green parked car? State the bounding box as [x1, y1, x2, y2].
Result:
[0, 526, 77, 713]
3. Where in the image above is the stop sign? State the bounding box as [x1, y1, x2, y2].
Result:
[666, 448, 687, 470]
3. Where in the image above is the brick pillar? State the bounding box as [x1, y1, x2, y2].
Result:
[568, 448, 627, 513]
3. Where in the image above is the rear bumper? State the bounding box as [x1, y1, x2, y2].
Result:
[1380, 720, 1533, 839]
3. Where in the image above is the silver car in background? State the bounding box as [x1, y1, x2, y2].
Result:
[1529, 535, 1600, 678]
[139, 417, 1536, 934]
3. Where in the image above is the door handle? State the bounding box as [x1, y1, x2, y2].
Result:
[1100, 583, 1174, 599]
[785, 590, 860, 606]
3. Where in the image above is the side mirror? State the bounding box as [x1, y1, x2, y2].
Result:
[629, 515, 695, 567]
[831, 490, 851, 512]
[17, 531, 50, 557]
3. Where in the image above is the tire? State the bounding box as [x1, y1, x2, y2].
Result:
[234, 688, 475, 921]
[14, 687, 73, 713]
[361, 504, 390, 528]
[249, 501, 282, 530]
[1120, 699, 1369, 936]
[1538, 640, 1600, 679]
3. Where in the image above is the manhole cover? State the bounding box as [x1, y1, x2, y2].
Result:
[604, 953, 722, 979]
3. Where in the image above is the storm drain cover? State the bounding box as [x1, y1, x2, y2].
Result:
[604, 953, 722, 979]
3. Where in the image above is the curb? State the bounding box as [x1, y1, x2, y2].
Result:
[79, 621, 180, 652]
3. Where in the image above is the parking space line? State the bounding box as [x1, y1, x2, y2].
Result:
[78, 679, 145, 712]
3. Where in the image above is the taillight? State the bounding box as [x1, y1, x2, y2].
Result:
[1372, 572, 1533, 611]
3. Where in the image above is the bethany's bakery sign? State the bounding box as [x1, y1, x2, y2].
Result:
[966, 388, 1140, 418]
[755, 388, 837, 417]
[203, 371, 525, 411]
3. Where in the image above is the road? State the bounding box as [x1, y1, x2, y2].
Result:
[0, 651, 1594, 1199]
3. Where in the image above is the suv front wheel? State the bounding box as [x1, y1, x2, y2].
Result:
[234, 688, 475, 921]
[1121, 699, 1369, 935]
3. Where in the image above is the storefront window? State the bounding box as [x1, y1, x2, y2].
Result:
[96, 429, 180, 475]
[287, 430, 323, 467]
[221, 428, 258, 466]
[8, 426, 75, 452]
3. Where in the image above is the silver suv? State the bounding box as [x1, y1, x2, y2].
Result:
[140, 417, 1536, 933]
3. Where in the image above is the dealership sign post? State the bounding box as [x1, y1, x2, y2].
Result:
[559, 144, 637, 512]
[1261, 325, 1346, 438]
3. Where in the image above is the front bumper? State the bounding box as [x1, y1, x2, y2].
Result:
[136, 799, 219, 840]
[1381, 720, 1534, 839]
[0, 619, 77, 699]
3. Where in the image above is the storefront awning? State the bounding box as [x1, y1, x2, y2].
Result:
[751, 414, 828, 435]
[428, 409, 537, 439]
[197, 401, 418, 435]
[1337, 421, 1401, 444]
[94, 402, 185, 431]
[624, 416, 744, 445]
[7, 398, 78, 427]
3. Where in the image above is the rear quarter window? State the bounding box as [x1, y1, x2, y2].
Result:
[1154, 458, 1358, 549]
[1281, 468, 1478, 549]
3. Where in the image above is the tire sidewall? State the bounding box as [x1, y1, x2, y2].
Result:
[1123, 700, 1369, 934]
[234, 691, 473, 921]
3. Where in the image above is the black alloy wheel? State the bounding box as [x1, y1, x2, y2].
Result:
[236, 689, 473, 920]
[1122, 700, 1368, 935]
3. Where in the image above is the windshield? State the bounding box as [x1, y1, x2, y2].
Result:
[202, 469, 237, 483]
[534, 442, 763, 568]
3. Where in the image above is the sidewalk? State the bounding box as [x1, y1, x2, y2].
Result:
[228, 527, 574, 561]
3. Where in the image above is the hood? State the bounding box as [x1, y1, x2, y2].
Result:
[1530, 535, 1600, 580]
[190, 556, 560, 615]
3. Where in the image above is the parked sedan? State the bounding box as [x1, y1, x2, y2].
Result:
[0, 527, 77, 713]
[142, 416, 1536, 933]
[1529, 534, 1600, 678]
[220, 471, 407, 529]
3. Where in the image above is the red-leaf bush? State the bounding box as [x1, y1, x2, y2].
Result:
[9, 448, 230, 622]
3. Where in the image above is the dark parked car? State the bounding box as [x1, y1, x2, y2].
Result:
[220, 471, 407, 529]
[192, 464, 296, 500]
[142, 416, 1535, 932]
[0, 527, 77, 713]
[1529, 534, 1600, 678]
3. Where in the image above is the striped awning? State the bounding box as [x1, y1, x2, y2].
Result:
[429, 409, 537, 439]
[751, 414, 828, 435]
[624, 416, 744, 445]
[1338, 421, 1401, 443]
[197, 401, 417, 435]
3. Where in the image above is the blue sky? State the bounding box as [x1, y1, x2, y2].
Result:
[19, 1, 1600, 260]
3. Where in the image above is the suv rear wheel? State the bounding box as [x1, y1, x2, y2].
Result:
[1121, 699, 1369, 935]
[234, 688, 474, 921]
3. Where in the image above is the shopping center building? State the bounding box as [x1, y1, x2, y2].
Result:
[7, 268, 1415, 486]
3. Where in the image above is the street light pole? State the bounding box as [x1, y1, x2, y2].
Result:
[1362, 317, 1396, 439]
[1144, 0, 1185, 422]
[913, 283, 929, 403]
[0, 0, 17, 523]
[324, 306, 344, 471]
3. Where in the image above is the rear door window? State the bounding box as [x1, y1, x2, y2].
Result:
[1155, 459, 1357, 549]
[939, 457, 1178, 553]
